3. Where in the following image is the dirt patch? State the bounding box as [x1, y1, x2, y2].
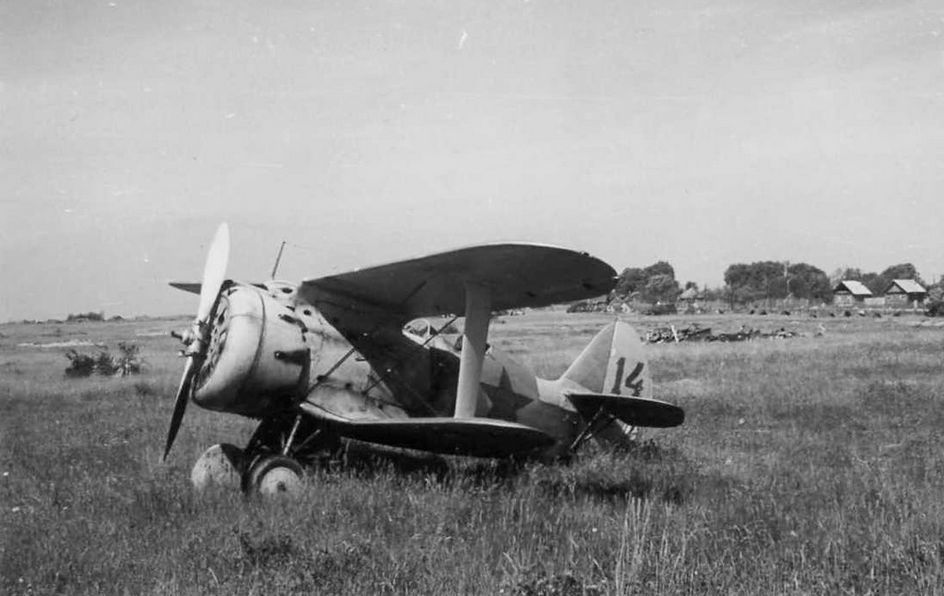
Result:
[17, 340, 104, 349]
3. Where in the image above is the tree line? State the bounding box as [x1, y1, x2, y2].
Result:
[611, 260, 933, 306]
[831, 264, 924, 296]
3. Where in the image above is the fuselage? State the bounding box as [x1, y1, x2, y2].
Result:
[187, 281, 594, 453]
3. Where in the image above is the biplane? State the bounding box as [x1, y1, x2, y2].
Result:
[164, 224, 684, 494]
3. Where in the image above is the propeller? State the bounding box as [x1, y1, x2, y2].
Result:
[162, 223, 230, 461]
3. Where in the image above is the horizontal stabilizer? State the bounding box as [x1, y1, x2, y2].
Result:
[328, 417, 555, 458]
[567, 392, 684, 428]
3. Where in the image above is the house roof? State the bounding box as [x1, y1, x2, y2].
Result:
[678, 287, 698, 300]
[886, 279, 926, 294]
[834, 280, 872, 296]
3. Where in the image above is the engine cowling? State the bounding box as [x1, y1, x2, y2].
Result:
[191, 283, 309, 416]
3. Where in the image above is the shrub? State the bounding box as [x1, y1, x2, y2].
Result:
[925, 300, 944, 317]
[95, 350, 118, 376]
[114, 342, 144, 376]
[64, 350, 97, 377]
[63, 343, 144, 378]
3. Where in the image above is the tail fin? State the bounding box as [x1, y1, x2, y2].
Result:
[560, 321, 683, 437]
[560, 321, 653, 400]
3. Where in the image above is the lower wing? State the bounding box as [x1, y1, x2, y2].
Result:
[300, 402, 553, 457]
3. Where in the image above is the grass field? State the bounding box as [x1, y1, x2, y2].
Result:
[2, 312, 944, 594]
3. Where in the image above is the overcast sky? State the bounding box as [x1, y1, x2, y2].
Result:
[2, 0, 943, 321]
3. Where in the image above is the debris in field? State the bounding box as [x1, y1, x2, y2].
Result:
[645, 323, 804, 344]
[65, 342, 145, 377]
[645, 323, 712, 343]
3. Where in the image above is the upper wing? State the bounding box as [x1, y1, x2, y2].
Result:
[298, 243, 616, 323]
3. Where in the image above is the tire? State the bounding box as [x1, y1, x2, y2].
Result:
[191, 443, 244, 492]
[243, 454, 305, 497]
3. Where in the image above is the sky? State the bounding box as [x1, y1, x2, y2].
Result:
[2, 0, 943, 321]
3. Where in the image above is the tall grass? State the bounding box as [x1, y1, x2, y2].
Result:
[2, 314, 943, 594]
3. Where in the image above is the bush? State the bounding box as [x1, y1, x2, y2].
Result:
[64, 343, 144, 378]
[114, 342, 144, 376]
[925, 300, 944, 317]
[65, 350, 97, 377]
[95, 350, 118, 376]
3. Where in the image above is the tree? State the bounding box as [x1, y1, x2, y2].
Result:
[929, 283, 944, 303]
[861, 272, 884, 295]
[613, 261, 681, 302]
[724, 261, 789, 303]
[786, 263, 831, 302]
[724, 261, 828, 304]
[701, 286, 726, 302]
[833, 268, 863, 283]
[644, 261, 675, 279]
[614, 267, 647, 297]
[879, 263, 924, 287]
[641, 274, 681, 304]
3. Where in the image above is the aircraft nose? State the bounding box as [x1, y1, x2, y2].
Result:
[190, 284, 310, 416]
[190, 287, 255, 411]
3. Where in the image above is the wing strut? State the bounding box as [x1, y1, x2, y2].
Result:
[454, 282, 491, 418]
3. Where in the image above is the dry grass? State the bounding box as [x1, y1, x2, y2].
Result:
[2, 312, 944, 594]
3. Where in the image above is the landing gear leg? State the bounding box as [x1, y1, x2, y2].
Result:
[569, 408, 617, 453]
[241, 412, 341, 495]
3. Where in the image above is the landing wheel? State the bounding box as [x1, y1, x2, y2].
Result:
[191, 443, 244, 492]
[243, 454, 305, 497]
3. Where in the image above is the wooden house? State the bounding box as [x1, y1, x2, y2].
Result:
[884, 279, 927, 307]
[833, 280, 872, 306]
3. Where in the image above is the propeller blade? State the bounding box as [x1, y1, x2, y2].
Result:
[163, 223, 230, 462]
[163, 356, 195, 460]
[196, 222, 230, 323]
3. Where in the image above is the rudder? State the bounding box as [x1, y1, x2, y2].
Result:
[559, 321, 653, 400]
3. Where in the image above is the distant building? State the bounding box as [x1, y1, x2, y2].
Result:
[677, 287, 699, 302]
[884, 279, 927, 307]
[833, 280, 872, 306]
